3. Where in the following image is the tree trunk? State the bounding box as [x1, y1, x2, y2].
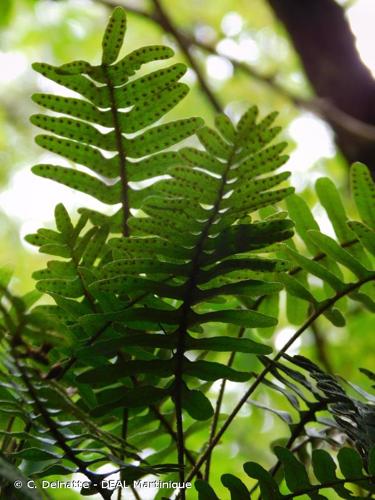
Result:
[267, 0, 375, 177]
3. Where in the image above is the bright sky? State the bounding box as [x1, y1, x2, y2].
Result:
[0, 0, 374, 240]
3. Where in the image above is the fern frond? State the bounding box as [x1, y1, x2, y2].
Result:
[238, 354, 375, 500]
[26, 107, 292, 481]
[87, 107, 293, 354]
[25, 204, 110, 308]
[64, 108, 294, 484]
[99, 108, 293, 300]
[30, 7, 203, 236]
[351, 162, 375, 230]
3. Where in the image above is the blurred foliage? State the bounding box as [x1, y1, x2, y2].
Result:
[0, 1, 374, 499]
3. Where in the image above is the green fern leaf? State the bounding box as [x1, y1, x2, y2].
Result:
[81, 108, 293, 433]
[286, 194, 320, 254]
[312, 450, 352, 497]
[243, 462, 282, 499]
[31, 93, 111, 126]
[337, 447, 364, 480]
[214, 114, 236, 142]
[348, 221, 375, 255]
[195, 480, 220, 500]
[102, 45, 174, 83]
[31, 8, 202, 237]
[33, 165, 120, 204]
[316, 177, 356, 245]
[101, 7, 127, 64]
[351, 162, 375, 230]
[221, 474, 249, 500]
[274, 446, 314, 494]
[179, 383, 214, 421]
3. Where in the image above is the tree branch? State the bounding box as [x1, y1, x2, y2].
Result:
[151, 0, 222, 113]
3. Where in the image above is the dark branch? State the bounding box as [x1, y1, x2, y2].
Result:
[151, 0, 222, 113]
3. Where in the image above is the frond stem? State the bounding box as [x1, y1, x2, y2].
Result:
[173, 144, 238, 497]
[71, 246, 98, 311]
[103, 65, 130, 237]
